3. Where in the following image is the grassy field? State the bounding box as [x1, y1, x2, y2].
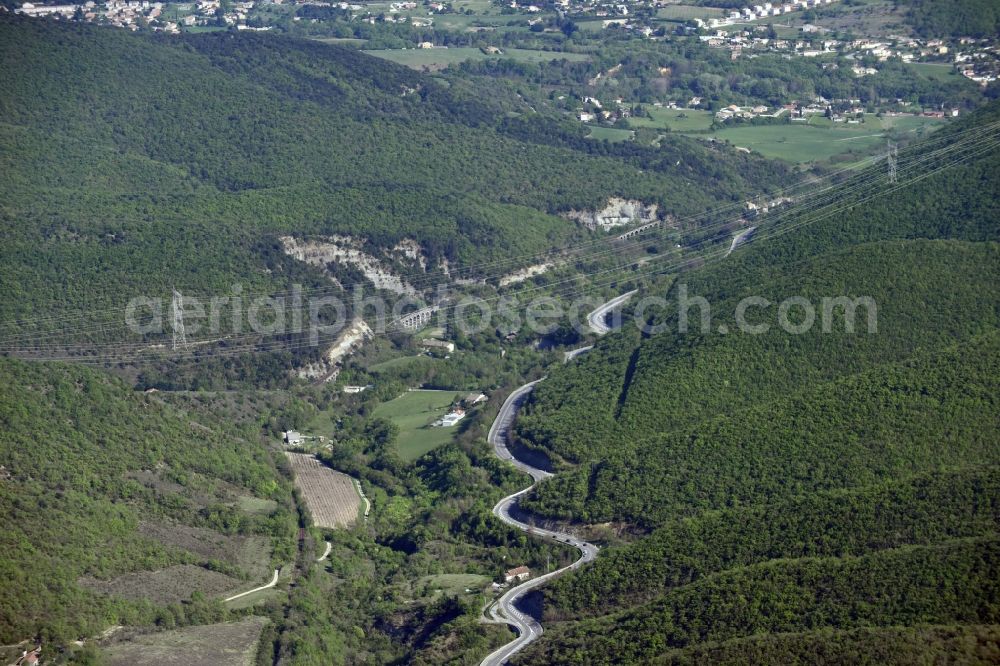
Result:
[907, 62, 958, 82]
[585, 125, 634, 143]
[408, 573, 492, 601]
[574, 19, 608, 32]
[236, 495, 279, 515]
[656, 4, 723, 20]
[224, 586, 282, 611]
[711, 124, 886, 162]
[368, 354, 434, 373]
[367, 47, 589, 69]
[303, 405, 339, 437]
[449, 0, 495, 12]
[139, 521, 272, 580]
[183, 25, 226, 33]
[704, 114, 945, 163]
[777, 0, 910, 38]
[631, 107, 714, 132]
[104, 617, 268, 666]
[160, 3, 193, 20]
[432, 12, 527, 31]
[373, 390, 463, 460]
[311, 37, 368, 46]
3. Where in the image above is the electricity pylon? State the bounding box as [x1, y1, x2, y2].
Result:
[171, 288, 187, 351]
[887, 140, 898, 184]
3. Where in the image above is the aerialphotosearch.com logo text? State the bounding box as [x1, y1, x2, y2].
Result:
[668, 285, 878, 336]
[124, 283, 877, 345]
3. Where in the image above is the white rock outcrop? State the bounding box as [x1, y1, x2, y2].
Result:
[564, 198, 659, 231]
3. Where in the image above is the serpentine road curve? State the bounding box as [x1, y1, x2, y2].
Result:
[586, 290, 638, 335]
[725, 225, 757, 257]
[480, 380, 599, 666]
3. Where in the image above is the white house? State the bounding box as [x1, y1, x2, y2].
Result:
[433, 407, 466, 427]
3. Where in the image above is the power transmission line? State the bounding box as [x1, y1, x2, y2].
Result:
[171, 288, 187, 351]
[887, 140, 898, 184]
[4, 119, 997, 341]
[3, 121, 998, 362]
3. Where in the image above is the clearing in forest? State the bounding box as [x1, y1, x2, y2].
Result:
[285, 453, 361, 528]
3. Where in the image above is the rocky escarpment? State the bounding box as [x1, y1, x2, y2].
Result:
[564, 198, 658, 231]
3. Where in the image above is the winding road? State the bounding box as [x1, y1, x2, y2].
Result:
[481, 290, 658, 662]
[563, 345, 593, 362]
[480, 380, 599, 666]
[725, 225, 757, 257]
[587, 290, 638, 335]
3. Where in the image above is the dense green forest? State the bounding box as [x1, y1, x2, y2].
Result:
[168, 369, 580, 664]
[529, 537, 1000, 663]
[545, 465, 1000, 617]
[507, 104, 1000, 662]
[0, 353, 572, 664]
[0, 16, 785, 330]
[522, 315, 1000, 523]
[903, 0, 1000, 39]
[516, 104, 1000, 488]
[654, 624, 1000, 665]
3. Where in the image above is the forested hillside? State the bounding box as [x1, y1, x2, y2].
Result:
[904, 0, 1000, 39]
[525, 326, 1000, 525]
[530, 538, 1000, 663]
[0, 358, 295, 646]
[0, 16, 785, 329]
[653, 625, 1000, 665]
[511, 103, 1000, 662]
[546, 464, 1000, 617]
[2, 12, 998, 665]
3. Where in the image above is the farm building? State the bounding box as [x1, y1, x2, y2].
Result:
[463, 392, 488, 406]
[420, 338, 455, 354]
[433, 407, 466, 427]
[505, 566, 531, 583]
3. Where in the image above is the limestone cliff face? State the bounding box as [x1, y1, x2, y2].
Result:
[279, 235, 417, 296]
[295, 317, 374, 382]
[564, 198, 659, 231]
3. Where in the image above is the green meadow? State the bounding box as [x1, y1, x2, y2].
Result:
[373, 390, 463, 461]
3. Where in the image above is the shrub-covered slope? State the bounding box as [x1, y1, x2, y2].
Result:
[0, 358, 294, 644]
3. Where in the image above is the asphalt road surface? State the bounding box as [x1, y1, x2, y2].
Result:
[587, 290, 638, 335]
[725, 225, 757, 257]
[480, 380, 599, 666]
[563, 345, 593, 362]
